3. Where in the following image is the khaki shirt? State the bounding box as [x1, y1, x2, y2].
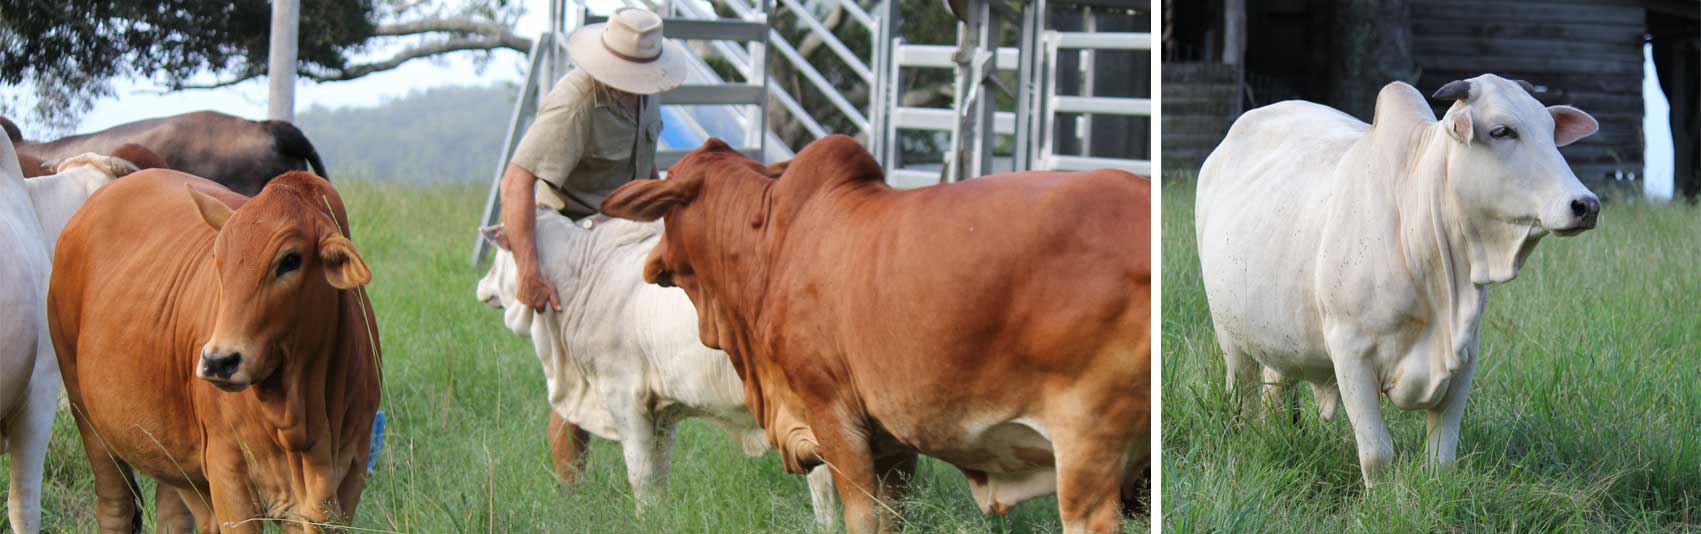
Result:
[511, 69, 662, 219]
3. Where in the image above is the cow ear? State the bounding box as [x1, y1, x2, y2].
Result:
[1549, 105, 1598, 147]
[601, 178, 699, 222]
[479, 225, 511, 251]
[187, 185, 234, 231]
[1443, 106, 1474, 145]
[320, 234, 372, 289]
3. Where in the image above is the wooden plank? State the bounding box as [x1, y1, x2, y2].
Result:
[1412, 1, 1643, 26]
[1415, 36, 1639, 59]
[1415, 54, 1642, 76]
[1412, 21, 1646, 46]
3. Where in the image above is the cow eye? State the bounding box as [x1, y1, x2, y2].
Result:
[275, 252, 302, 278]
[1490, 126, 1518, 140]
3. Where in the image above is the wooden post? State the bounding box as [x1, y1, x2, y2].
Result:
[1222, 0, 1245, 66]
[267, 0, 300, 122]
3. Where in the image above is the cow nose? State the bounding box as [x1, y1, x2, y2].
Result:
[1569, 196, 1600, 227]
[200, 351, 242, 380]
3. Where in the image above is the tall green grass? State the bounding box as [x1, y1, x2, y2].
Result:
[2, 179, 1116, 533]
[1162, 174, 1701, 531]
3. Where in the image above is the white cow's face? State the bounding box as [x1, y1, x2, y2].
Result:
[477, 225, 535, 337]
[1438, 75, 1600, 237]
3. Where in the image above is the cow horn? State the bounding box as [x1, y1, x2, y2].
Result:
[1513, 79, 1538, 95]
[1431, 80, 1471, 102]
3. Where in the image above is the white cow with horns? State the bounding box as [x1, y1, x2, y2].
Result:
[1196, 74, 1601, 486]
[1, 142, 136, 532]
[476, 213, 838, 524]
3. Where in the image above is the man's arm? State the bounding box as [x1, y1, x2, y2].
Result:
[499, 163, 562, 311]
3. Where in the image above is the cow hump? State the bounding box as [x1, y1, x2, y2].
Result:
[788, 135, 883, 185]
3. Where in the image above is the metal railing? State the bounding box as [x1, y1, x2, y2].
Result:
[1035, 30, 1153, 175]
[471, 0, 1152, 264]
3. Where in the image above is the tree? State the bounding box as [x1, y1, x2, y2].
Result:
[0, 0, 529, 132]
[1324, 0, 1416, 121]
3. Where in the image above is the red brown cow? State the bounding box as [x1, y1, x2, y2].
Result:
[602, 136, 1151, 533]
[48, 170, 380, 533]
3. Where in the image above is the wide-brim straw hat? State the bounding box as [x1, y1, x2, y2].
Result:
[566, 7, 690, 95]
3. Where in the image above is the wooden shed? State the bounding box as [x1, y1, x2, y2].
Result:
[1162, 0, 1699, 196]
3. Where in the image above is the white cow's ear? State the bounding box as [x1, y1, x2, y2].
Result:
[480, 225, 511, 251]
[187, 184, 234, 231]
[1549, 106, 1598, 147]
[1443, 105, 1474, 145]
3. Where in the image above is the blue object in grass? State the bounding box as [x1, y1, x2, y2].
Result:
[367, 410, 385, 475]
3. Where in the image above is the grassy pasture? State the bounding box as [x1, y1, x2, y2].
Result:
[1162, 175, 1701, 531]
[2, 179, 1114, 533]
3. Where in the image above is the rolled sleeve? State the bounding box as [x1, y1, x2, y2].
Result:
[510, 90, 589, 189]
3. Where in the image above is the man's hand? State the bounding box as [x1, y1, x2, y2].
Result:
[516, 264, 563, 312]
[500, 163, 562, 312]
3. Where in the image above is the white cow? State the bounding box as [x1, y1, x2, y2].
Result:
[1196, 74, 1600, 487]
[0, 143, 132, 532]
[476, 213, 838, 524]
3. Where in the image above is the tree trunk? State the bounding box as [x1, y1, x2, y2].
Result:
[268, 0, 301, 121]
[1326, 0, 1416, 122]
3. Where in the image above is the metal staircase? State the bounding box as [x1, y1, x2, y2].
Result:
[472, 0, 1152, 264]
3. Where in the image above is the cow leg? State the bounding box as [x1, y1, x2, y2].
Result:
[1327, 329, 1395, 487]
[335, 457, 370, 524]
[1260, 366, 1299, 424]
[1052, 429, 1130, 534]
[806, 410, 884, 534]
[649, 421, 679, 496]
[172, 486, 218, 534]
[153, 484, 195, 534]
[1221, 343, 1260, 419]
[805, 465, 839, 529]
[5, 368, 55, 534]
[1310, 381, 1342, 421]
[71, 407, 144, 533]
[1424, 348, 1479, 469]
[611, 407, 666, 510]
[547, 411, 592, 484]
[206, 445, 262, 533]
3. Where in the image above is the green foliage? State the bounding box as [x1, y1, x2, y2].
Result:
[1, 179, 1145, 533]
[1161, 175, 1701, 531]
[294, 84, 517, 185]
[0, 0, 375, 131]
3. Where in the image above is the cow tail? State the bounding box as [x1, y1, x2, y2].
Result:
[265, 120, 330, 180]
[1, 115, 21, 143]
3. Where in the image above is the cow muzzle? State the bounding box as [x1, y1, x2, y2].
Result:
[197, 349, 250, 391]
[1549, 193, 1600, 236]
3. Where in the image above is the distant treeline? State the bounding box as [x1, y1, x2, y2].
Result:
[296, 84, 516, 184]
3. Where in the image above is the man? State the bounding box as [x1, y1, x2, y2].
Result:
[501, 6, 688, 312]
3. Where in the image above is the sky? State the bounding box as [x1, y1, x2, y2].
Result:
[10, 2, 1685, 198]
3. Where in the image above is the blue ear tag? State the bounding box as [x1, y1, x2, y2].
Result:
[366, 410, 385, 475]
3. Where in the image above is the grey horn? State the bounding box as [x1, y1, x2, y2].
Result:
[1431, 79, 1472, 101]
[1513, 79, 1538, 94]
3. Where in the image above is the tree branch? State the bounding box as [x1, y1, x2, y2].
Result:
[168, 66, 266, 91]
[374, 17, 532, 53]
[165, 18, 534, 91]
[307, 35, 527, 81]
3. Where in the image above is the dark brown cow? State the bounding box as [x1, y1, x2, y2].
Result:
[10, 111, 326, 195]
[602, 136, 1151, 533]
[48, 170, 379, 533]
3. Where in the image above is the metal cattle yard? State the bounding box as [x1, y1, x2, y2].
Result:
[474, 0, 1152, 263]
